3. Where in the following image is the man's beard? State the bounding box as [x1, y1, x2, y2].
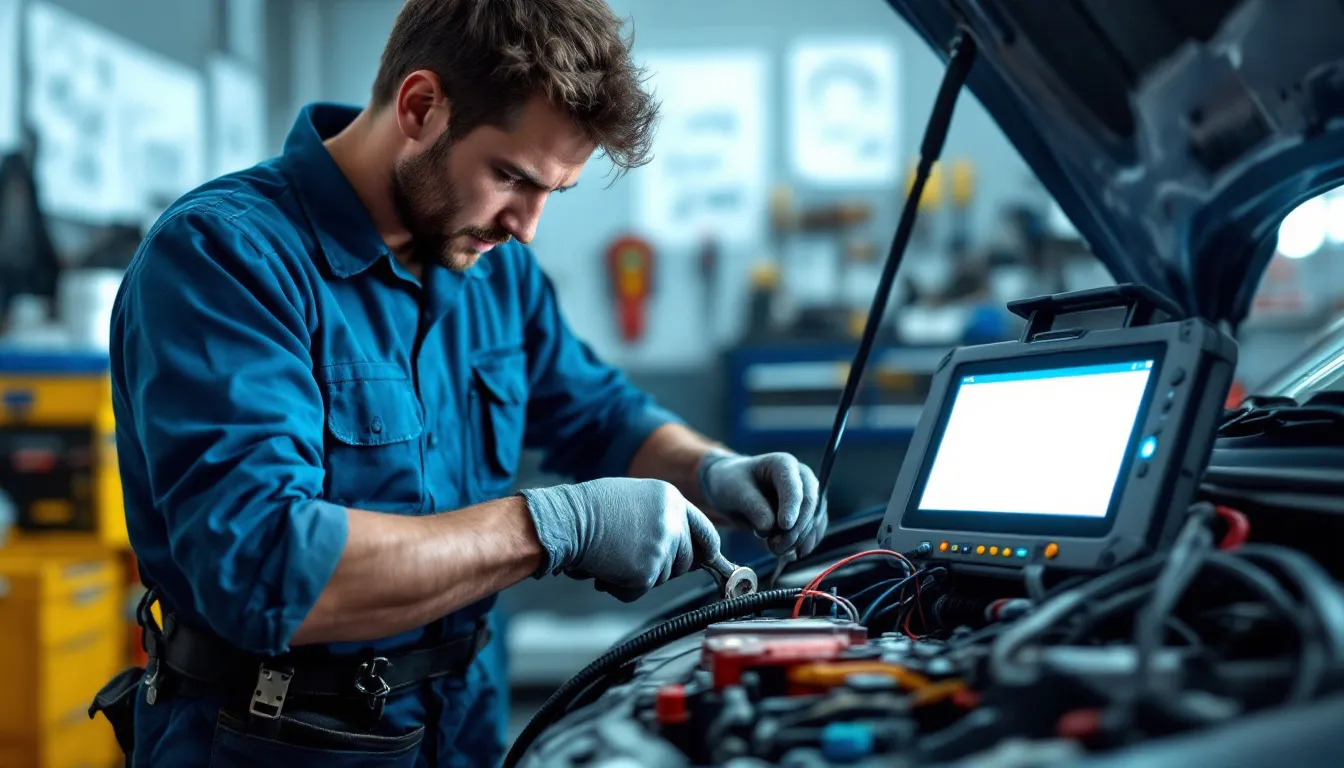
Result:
[391, 131, 510, 272]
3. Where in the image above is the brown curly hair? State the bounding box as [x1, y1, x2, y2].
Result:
[371, 0, 659, 174]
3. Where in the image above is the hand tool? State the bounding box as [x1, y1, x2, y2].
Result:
[768, 550, 797, 590]
[703, 552, 758, 600]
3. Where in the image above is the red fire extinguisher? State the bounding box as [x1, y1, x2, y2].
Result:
[606, 235, 655, 343]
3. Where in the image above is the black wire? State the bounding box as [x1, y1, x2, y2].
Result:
[862, 571, 922, 624]
[1235, 544, 1344, 672]
[1064, 582, 1155, 643]
[1129, 519, 1215, 711]
[1165, 616, 1202, 649]
[877, 570, 945, 628]
[1203, 553, 1326, 704]
[1049, 554, 1167, 604]
[852, 574, 917, 613]
[1024, 564, 1047, 604]
[813, 32, 978, 502]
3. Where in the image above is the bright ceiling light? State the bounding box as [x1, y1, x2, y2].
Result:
[1277, 195, 1328, 259]
[1327, 194, 1344, 244]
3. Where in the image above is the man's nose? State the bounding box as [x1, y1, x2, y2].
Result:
[500, 197, 544, 245]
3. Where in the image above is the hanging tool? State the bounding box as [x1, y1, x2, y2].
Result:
[697, 235, 720, 345]
[605, 234, 655, 344]
[702, 552, 758, 600]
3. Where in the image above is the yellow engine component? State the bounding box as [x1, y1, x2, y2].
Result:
[788, 660, 932, 691]
[0, 352, 126, 550]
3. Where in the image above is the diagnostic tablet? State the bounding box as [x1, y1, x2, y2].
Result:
[880, 286, 1237, 572]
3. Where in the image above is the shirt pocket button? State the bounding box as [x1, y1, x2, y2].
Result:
[370, 416, 384, 435]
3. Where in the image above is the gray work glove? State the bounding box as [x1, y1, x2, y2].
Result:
[521, 478, 722, 602]
[699, 449, 829, 558]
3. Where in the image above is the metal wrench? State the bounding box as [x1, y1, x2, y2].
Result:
[702, 552, 758, 600]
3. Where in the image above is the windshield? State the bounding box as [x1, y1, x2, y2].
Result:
[1240, 190, 1344, 402]
[1250, 316, 1344, 400]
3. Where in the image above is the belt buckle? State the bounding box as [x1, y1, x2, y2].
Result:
[249, 664, 293, 720]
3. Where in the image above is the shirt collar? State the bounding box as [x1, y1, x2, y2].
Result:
[278, 102, 493, 282]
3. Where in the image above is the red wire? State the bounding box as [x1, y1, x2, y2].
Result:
[1215, 505, 1250, 550]
[804, 549, 916, 589]
[793, 549, 916, 618]
[902, 603, 922, 640]
[792, 589, 858, 621]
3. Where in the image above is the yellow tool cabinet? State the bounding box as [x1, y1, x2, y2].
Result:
[0, 551, 124, 768]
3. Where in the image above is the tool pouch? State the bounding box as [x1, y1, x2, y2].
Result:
[88, 665, 147, 758]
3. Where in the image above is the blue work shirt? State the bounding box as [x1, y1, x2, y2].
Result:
[110, 103, 677, 766]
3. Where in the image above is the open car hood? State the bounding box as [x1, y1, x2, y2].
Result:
[887, 0, 1344, 326]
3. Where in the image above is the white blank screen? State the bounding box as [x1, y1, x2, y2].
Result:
[917, 361, 1154, 518]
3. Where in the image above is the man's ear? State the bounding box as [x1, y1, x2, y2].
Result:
[393, 70, 451, 144]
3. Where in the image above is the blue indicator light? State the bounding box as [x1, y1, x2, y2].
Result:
[1139, 436, 1158, 460]
[1015, 548, 1028, 558]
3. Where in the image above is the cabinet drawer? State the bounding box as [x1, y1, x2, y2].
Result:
[0, 712, 120, 768]
[39, 573, 119, 647]
[42, 627, 121, 731]
[0, 554, 125, 745]
[42, 711, 119, 768]
[0, 556, 119, 647]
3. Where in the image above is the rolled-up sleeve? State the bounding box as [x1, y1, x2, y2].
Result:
[516, 247, 679, 481]
[111, 208, 346, 655]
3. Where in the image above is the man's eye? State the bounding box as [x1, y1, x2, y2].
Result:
[497, 170, 522, 186]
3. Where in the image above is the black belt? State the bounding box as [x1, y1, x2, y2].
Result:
[143, 607, 491, 723]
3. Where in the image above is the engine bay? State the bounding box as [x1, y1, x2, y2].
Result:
[509, 500, 1344, 768]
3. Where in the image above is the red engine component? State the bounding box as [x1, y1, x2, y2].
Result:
[700, 620, 869, 690]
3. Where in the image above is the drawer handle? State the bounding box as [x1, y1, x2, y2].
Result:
[71, 585, 108, 606]
[58, 629, 105, 653]
[62, 562, 105, 579]
[62, 705, 88, 726]
[0, 576, 9, 599]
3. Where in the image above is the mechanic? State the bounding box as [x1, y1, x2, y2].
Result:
[96, 0, 828, 766]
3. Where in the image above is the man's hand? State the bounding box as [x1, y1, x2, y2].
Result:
[699, 450, 829, 558]
[520, 478, 721, 602]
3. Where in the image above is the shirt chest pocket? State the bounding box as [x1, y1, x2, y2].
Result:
[321, 361, 425, 514]
[467, 349, 528, 500]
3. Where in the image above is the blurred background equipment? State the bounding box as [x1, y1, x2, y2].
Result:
[1, 0, 1343, 764]
[0, 128, 61, 332]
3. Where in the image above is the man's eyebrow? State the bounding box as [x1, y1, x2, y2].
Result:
[502, 162, 578, 193]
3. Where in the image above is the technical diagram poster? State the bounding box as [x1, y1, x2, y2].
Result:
[115, 44, 206, 215]
[26, 1, 205, 223]
[26, 1, 123, 220]
[0, 0, 18, 153]
[634, 51, 768, 247]
[788, 40, 900, 186]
